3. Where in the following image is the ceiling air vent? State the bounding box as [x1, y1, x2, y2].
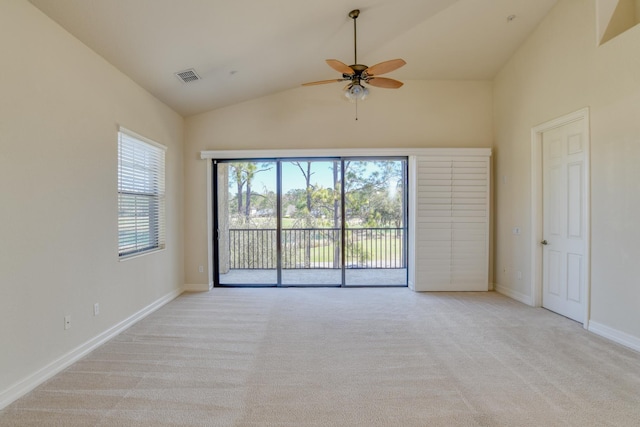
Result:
[175, 68, 201, 83]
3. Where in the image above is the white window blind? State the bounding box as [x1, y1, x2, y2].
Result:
[118, 127, 166, 258]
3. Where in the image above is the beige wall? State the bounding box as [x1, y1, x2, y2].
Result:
[0, 0, 184, 399]
[184, 80, 493, 286]
[494, 0, 640, 340]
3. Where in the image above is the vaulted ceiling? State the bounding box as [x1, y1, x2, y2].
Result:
[28, 0, 558, 116]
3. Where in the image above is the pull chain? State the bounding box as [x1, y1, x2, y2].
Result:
[355, 98, 358, 121]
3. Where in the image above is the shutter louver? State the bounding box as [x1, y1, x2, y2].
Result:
[118, 128, 166, 258]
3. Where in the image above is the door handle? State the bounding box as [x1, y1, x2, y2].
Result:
[541, 240, 548, 245]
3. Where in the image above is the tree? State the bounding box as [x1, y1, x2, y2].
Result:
[291, 162, 315, 266]
[344, 160, 404, 228]
[228, 162, 273, 222]
[230, 163, 247, 217]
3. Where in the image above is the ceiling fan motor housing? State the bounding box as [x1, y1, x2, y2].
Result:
[349, 64, 368, 74]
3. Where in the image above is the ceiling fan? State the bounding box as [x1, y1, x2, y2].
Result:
[302, 9, 406, 102]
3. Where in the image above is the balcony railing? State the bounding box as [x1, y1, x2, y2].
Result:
[228, 228, 405, 270]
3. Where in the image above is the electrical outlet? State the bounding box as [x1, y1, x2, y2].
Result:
[517, 271, 523, 280]
[198, 265, 204, 273]
[94, 303, 100, 316]
[64, 315, 71, 330]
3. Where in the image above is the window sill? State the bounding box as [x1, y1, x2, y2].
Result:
[118, 247, 166, 262]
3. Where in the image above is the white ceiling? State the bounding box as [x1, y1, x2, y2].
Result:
[28, 0, 558, 117]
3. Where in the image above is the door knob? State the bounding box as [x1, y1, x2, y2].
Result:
[541, 240, 548, 245]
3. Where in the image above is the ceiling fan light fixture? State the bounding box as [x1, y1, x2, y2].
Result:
[344, 83, 369, 102]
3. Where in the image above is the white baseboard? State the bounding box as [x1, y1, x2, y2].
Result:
[0, 287, 183, 410]
[494, 284, 534, 306]
[183, 282, 213, 292]
[588, 321, 640, 353]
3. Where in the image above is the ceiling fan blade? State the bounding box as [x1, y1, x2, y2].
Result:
[367, 77, 404, 89]
[326, 59, 354, 75]
[365, 59, 406, 76]
[301, 79, 345, 86]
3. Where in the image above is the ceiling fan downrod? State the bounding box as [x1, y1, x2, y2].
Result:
[349, 9, 359, 65]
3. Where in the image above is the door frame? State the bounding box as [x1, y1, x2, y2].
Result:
[530, 108, 591, 328]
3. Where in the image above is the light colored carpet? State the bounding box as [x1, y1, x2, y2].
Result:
[1, 288, 639, 426]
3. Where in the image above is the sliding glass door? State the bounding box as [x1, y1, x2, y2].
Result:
[213, 157, 407, 287]
[215, 160, 278, 286]
[344, 160, 407, 286]
[281, 160, 342, 286]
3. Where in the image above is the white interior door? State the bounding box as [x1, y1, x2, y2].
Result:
[542, 119, 587, 322]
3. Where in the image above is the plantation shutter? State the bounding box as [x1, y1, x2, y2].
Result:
[118, 127, 166, 257]
[413, 152, 490, 291]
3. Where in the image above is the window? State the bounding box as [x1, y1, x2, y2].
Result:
[117, 127, 166, 258]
